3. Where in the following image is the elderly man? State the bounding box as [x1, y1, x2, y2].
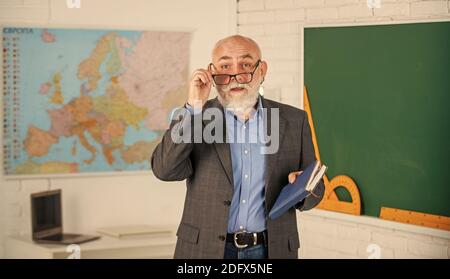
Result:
[151, 35, 324, 259]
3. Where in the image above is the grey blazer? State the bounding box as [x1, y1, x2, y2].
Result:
[151, 96, 324, 259]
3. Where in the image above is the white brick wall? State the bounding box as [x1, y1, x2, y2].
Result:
[373, 3, 410, 17]
[0, 0, 49, 21]
[237, 0, 450, 108]
[295, 0, 326, 8]
[410, 1, 449, 16]
[298, 210, 450, 259]
[338, 4, 373, 18]
[307, 7, 339, 20]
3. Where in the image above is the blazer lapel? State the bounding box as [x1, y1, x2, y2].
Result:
[261, 97, 287, 210]
[202, 98, 234, 187]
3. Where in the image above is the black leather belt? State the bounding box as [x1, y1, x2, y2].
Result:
[226, 230, 267, 249]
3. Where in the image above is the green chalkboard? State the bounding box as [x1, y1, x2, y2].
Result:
[304, 21, 450, 218]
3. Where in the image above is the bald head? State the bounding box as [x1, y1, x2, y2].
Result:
[211, 35, 262, 64]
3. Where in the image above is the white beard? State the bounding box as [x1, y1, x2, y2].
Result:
[217, 82, 260, 114]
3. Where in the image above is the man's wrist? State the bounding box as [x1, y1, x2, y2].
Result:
[185, 101, 202, 115]
[187, 99, 204, 109]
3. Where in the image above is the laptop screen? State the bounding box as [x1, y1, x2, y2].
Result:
[31, 190, 62, 237]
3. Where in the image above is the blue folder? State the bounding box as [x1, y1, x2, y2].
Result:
[268, 160, 322, 220]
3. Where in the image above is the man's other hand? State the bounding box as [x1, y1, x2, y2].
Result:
[288, 170, 303, 184]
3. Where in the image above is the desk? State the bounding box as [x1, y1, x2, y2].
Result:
[5, 234, 177, 259]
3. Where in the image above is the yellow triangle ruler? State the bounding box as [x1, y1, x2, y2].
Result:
[303, 86, 361, 215]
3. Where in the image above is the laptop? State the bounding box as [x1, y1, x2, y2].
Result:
[31, 189, 100, 245]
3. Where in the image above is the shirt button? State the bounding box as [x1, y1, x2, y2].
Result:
[243, 125, 246, 129]
[218, 235, 226, 241]
[242, 200, 246, 204]
[244, 174, 248, 179]
[239, 226, 244, 230]
[244, 150, 248, 154]
[223, 200, 231, 206]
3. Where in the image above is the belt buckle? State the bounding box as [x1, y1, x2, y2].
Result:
[233, 231, 258, 249]
[234, 230, 248, 249]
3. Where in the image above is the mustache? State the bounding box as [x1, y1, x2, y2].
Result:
[221, 82, 251, 92]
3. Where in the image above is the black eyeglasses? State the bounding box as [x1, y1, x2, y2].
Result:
[209, 60, 261, 85]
